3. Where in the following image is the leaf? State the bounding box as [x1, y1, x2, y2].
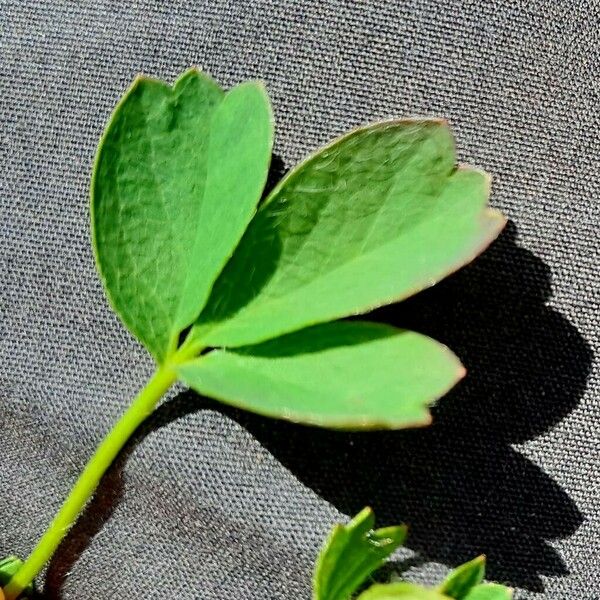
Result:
[438, 556, 486, 598]
[312, 508, 407, 600]
[357, 583, 450, 600]
[190, 119, 505, 348]
[463, 584, 512, 600]
[176, 321, 464, 429]
[91, 68, 273, 362]
[356, 581, 512, 600]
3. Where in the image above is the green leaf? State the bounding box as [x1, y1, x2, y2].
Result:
[312, 508, 407, 600]
[176, 321, 464, 429]
[357, 583, 450, 600]
[190, 119, 505, 348]
[91, 68, 273, 362]
[438, 556, 486, 598]
[463, 584, 512, 600]
[354, 578, 512, 600]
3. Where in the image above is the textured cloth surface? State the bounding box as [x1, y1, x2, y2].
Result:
[1, 1, 599, 598]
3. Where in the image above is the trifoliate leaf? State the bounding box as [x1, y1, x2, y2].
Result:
[312, 508, 407, 600]
[91, 69, 273, 362]
[176, 321, 464, 429]
[357, 583, 449, 600]
[438, 556, 486, 598]
[190, 119, 505, 348]
[463, 584, 512, 600]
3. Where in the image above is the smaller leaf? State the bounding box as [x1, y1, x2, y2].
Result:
[313, 507, 407, 600]
[91, 69, 273, 362]
[177, 321, 464, 429]
[438, 555, 485, 598]
[463, 584, 512, 600]
[357, 582, 449, 600]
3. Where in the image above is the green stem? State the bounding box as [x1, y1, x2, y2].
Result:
[3, 364, 178, 600]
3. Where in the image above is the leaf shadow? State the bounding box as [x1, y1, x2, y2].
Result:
[262, 152, 288, 199]
[220, 220, 591, 592]
[43, 222, 591, 596]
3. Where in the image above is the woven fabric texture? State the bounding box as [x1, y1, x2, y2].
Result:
[1, 1, 598, 598]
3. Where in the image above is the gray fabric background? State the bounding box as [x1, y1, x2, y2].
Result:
[1, 1, 598, 598]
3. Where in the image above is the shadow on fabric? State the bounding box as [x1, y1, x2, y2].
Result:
[44, 221, 591, 597]
[225, 221, 591, 592]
